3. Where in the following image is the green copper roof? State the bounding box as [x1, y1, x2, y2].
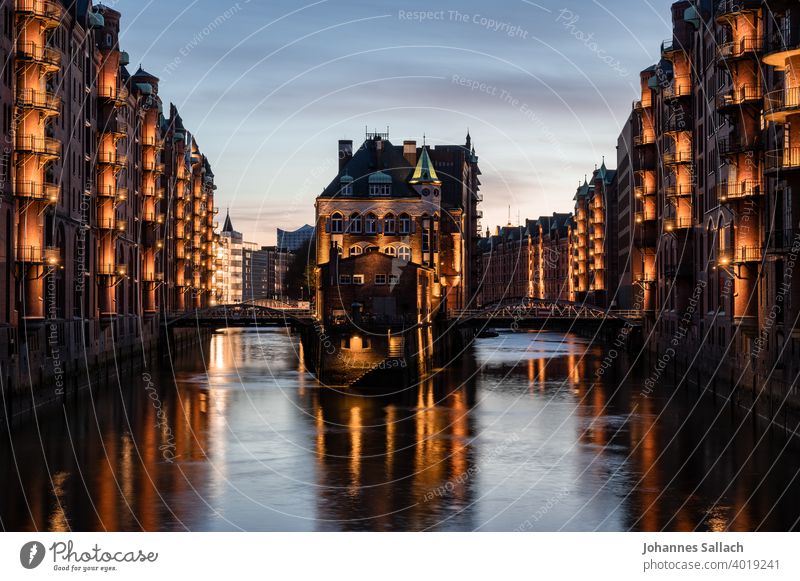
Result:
[409, 146, 440, 184]
[368, 171, 392, 184]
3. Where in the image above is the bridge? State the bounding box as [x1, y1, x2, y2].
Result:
[449, 299, 643, 328]
[165, 303, 316, 328]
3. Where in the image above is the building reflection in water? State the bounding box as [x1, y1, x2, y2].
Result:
[0, 329, 798, 531]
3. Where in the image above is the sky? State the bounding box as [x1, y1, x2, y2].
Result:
[114, 0, 675, 245]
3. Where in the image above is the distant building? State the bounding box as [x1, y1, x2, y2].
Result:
[216, 211, 244, 304]
[277, 224, 314, 252]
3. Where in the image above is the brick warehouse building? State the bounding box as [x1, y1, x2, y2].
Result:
[0, 1, 218, 407]
[315, 130, 481, 326]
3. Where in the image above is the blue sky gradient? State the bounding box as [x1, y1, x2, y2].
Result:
[115, 0, 673, 245]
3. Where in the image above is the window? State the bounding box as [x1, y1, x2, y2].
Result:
[348, 212, 362, 234]
[331, 212, 343, 233]
[350, 245, 363, 256]
[352, 274, 365, 285]
[388, 274, 400, 285]
[338, 274, 351, 284]
[399, 213, 411, 234]
[365, 212, 377, 234]
[375, 274, 387, 285]
[369, 183, 391, 196]
[365, 245, 379, 253]
[383, 246, 397, 256]
[397, 246, 411, 262]
[384, 213, 395, 234]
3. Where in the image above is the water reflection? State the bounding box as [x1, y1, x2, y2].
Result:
[0, 329, 798, 531]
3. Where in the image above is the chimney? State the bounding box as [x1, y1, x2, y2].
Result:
[403, 140, 417, 166]
[338, 140, 353, 171]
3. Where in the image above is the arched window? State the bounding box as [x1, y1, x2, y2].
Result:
[383, 213, 395, 234]
[383, 246, 397, 256]
[365, 212, 377, 234]
[350, 245, 363, 256]
[331, 212, 343, 233]
[348, 212, 362, 234]
[399, 213, 411, 234]
[397, 246, 411, 262]
[365, 245, 379, 253]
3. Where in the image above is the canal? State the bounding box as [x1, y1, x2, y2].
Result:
[1, 328, 798, 531]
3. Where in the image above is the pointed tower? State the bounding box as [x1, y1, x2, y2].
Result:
[408, 145, 442, 199]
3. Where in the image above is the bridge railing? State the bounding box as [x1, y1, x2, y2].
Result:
[448, 303, 643, 322]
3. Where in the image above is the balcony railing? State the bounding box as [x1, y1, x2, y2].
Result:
[664, 184, 693, 198]
[16, 40, 61, 69]
[99, 117, 127, 137]
[716, 85, 762, 110]
[716, 36, 763, 62]
[664, 216, 693, 232]
[716, 0, 762, 17]
[97, 85, 127, 105]
[97, 151, 125, 166]
[720, 246, 763, 264]
[15, 0, 63, 26]
[765, 30, 800, 60]
[15, 134, 60, 157]
[663, 116, 691, 134]
[717, 136, 761, 156]
[766, 147, 800, 172]
[633, 132, 656, 147]
[662, 150, 692, 165]
[635, 210, 657, 223]
[764, 88, 800, 121]
[717, 180, 763, 202]
[16, 88, 60, 113]
[634, 186, 656, 198]
[663, 76, 692, 100]
[14, 180, 59, 202]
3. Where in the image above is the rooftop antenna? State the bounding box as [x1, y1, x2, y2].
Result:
[423, 133, 426, 146]
[507, 205, 511, 226]
[517, 209, 520, 227]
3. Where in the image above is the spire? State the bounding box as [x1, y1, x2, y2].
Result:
[409, 145, 441, 185]
[465, 128, 471, 149]
[222, 209, 234, 233]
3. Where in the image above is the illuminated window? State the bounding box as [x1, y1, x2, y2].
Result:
[352, 274, 364, 284]
[388, 274, 399, 284]
[331, 212, 343, 233]
[350, 245, 363, 256]
[383, 246, 397, 256]
[397, 246, 411, 262]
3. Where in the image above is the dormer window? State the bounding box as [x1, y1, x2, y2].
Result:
[368, 172, 392, 196]
[340, 173, 353, 195]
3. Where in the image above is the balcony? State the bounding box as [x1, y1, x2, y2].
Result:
[634, 272, 656, 285]
[16, 40, 61, 71]
[717, 85, 763, 112]
[764, 30, 800, 69]
[97, 264, 128, 277]
[16, 245, 60, 264]
[634, 186, 656, 198]
[633, 132, 656, 147]
[764, 88, 800, 122]
[141, 135, 159, 148]
[14, 180, 59, 203]
[97, 151, 125, 167]
[15, 134, 60, 158]
[717, 136, 761, 156]
[662, 150, 692, 165]
[16, 88, 60, 114]
[765, 147, 800, 173]
[635, 210, 657, 224]
[97, 85, 127, 106]
[15, 0, 63, 28]
[720, 246, 762, 264]
[142, 160, 166, 174]
[97, 218, 127, 232]
[664, 184, 693, 198]
[717, 180, 763, 202]
[716, 36, 763, 63]
[663, 216, 693, 232]
[663, 116, 691, 135]
[661, 38, 688, 58]
[663, 76, 692, 100]
[99, 117, 127, 138]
